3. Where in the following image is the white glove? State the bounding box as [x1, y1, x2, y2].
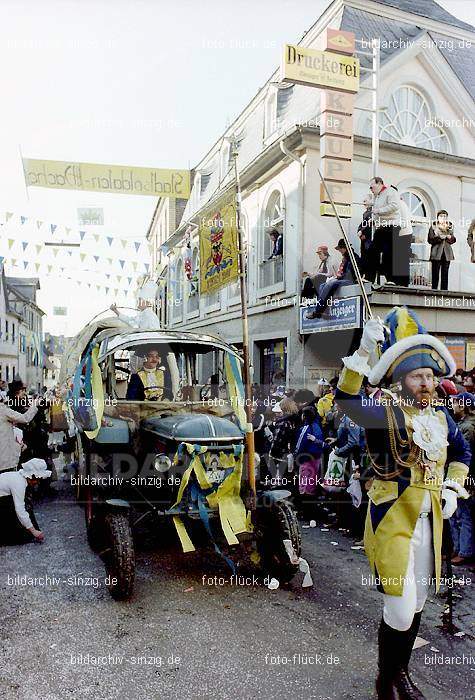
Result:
[360, 318, 386, 354]
[441, 488, 458, 519]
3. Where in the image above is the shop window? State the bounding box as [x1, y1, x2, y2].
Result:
[258, 339, 287, 395]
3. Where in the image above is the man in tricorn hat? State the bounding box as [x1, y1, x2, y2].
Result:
[335, 307, 470, 699]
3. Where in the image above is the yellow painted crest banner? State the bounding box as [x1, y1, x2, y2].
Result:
[199, 193, 239, 295]
[22, 158, 190, 198]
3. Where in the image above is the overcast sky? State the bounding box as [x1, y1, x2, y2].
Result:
[0, 0, 472, 334]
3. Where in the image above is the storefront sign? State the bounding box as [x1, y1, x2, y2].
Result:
[199, 193, 239, 295]
[300, 296, 362, 334]
[319, 30, 358, 219]
[466, 341, 475, 370]
[281, 44, 359, 93]
[23, 158, 190, 198]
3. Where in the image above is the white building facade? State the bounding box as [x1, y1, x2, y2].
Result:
[147, 0, 475, 391]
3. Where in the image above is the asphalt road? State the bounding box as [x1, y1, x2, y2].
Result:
[0, 467, 474, 700]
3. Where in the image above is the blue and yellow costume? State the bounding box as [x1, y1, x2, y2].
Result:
[336, 308, 470, 700]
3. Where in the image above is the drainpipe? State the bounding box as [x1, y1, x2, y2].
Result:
[279, 139, 305, 388]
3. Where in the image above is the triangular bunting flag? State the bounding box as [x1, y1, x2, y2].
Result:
[94, 234, 100, 242]
[35, 263, 40, 272]
[121, 240, 127, 249]
[124, 290, 128, 297]
[5, 212, 14, 222]
[134, 242, 141, 252]
[119, 260, 125, 269]
[105, 287, 109, 294]
[51, 224, 57, 234]
[93, 255, 99, 263]
[8, 239, 14, 249]
[116, 276, 122, 283]
[127, 277, 132, 285]
[132, 262, 138, 271]
[22, 242, 28, 251]
[47, 265, 52, 273]
[79, 230, 86, 240]
[21, 216, 28, 225]
[53, 248, 59, 257]
[65, 227, 71, 235]
[36, 220, 43, 229]
[87, 283, 91, 288]
[68, 250, 73, 256]
[105, 273, 110, 279]
[96, 285, 100, 291]
[23, 261, 28, 269]
[107, 258, 112, 265]
[11, 259, 17, 267]
[80, 253, 86, 262]
[107, 237, 113, 246]
[144, 263, 150, 272]
[35, 244, 42, 254]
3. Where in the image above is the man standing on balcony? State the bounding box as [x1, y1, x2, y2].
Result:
[428, 210, 456, 291]
[370, 177, 402, 286]
[267, 228, 283, 259]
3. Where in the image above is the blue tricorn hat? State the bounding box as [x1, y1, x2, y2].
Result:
[368, 307, 456, 384]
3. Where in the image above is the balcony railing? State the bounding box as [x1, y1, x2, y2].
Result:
[259, 256, 284, 289]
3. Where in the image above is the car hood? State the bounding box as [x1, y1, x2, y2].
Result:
[141, 413, 243, 443]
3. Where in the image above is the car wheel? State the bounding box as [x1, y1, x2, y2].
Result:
[255, 499, 302, 583]
[101, 512, 135, 600]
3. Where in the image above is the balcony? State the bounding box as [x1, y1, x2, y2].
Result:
[258, 256, 284, 291]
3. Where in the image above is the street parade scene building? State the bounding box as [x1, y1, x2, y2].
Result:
[0, 1, 474, 700]
[147, 0, 475, 392]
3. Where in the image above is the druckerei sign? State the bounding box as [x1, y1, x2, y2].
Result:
[282, 44, 360, 93]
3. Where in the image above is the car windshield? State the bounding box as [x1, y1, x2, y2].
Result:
[102, 341, 231, 406]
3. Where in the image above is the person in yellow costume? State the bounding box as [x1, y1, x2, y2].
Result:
[126, 348, 172, 401]
[335, 307, 470, 700]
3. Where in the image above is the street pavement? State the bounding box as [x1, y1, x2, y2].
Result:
[0, 462, 474, 700]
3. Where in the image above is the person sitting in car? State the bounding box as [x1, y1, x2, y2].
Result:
[126, 348, 173, 401]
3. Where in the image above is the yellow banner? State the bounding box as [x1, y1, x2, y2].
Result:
[199, 194, 239, 295]
[282, 44, 360, 93]
[22, 158, 190, 198]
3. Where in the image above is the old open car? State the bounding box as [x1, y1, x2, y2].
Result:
[65, 316, 301, 599]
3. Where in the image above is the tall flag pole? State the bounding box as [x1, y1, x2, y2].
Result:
[232, 137, 256, 509]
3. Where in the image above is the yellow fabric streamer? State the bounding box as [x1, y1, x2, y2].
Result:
[84, 345, 105, 440]
[170, 443, 252, 553]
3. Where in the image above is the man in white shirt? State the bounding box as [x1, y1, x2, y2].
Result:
[370, 176, 402, 286]
[0, 459, 51, 544]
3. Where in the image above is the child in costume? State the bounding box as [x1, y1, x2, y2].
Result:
[335, 307, 470, 700]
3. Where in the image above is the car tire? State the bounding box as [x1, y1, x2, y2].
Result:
[101, 512, 135, 600]
[256, 499, 302, 583]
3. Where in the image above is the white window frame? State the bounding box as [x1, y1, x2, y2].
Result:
[257, 187, 285, 298]
[171, 257, 184, 325]
[186, 246, 200, 319]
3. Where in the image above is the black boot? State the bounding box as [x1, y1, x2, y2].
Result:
[393, 612, 425, 699]
[375, 619, 399, 700]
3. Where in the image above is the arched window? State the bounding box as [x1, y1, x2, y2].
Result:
[187, 247, 199, 314]
[400, 189, 433, 287]
[172, 258, 183, 321]
[259, 190, 284, 289]
[379, 86, 451, 153]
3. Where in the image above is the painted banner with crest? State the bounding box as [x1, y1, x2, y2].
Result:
[199, 193, 239, 295]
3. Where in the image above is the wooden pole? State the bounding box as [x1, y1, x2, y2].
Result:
[232, 140, 256, 509]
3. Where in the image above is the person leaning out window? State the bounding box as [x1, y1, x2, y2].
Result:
[428, 209, 456, 291]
